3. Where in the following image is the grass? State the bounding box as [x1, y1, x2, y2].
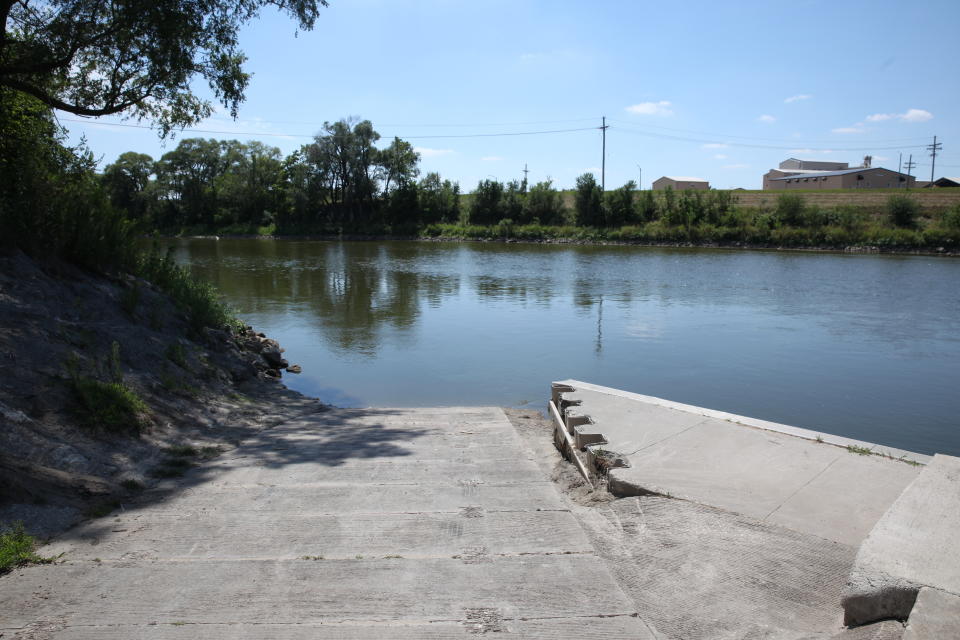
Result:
[0, 522, 58, 573]
[165, 342, 188, 369]
[70, 376, 148, 433]
[84, 500, 121, 518]
[847, 445, 875, 456]
[120, 479, 144, 491]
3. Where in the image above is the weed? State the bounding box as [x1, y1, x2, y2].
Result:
[93, 558, 102, 563]
[815, 435, 824, 443]
[85, 501, 121, 518]
[171, 622, 187, 626]
[120, 479, 144, 492]
[847, 445, 874, 456]
[164, 445, 198, 458]
[108, 341, 123, 383]
[120, 283, 140, 317]
[165, 342, 188, 369]
[355, 554, 363, 559]
[898, 455, 923, 467]
[0, 522, 57, 573]
[383, 554, 402, 559]
[70, 376, 148, 433]
[301, 555, 324, 561]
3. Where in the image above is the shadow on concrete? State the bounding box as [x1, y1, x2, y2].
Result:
[41, 405, 431, 545]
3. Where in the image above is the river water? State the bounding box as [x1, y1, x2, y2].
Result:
[169, 239, 960, 456]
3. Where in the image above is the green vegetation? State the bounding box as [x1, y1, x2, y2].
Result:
[0, 523, 56, 573]
[165, 343, 188, 369]
[887, 194, 920, 228]
[847, 445, 875, 456]
[65, 346, 148, 434]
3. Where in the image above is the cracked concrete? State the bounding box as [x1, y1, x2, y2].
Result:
[554, 380, 925, 546]
[0, 407, 658, 639]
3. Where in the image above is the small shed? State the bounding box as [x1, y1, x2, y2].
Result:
[653, 176, 709, 191]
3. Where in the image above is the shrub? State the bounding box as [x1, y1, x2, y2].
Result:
[0, 523, 53, 573]
[775, 193, 806, 227]
[887, 195, 919, 228]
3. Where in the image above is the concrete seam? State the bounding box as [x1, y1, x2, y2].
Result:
[621, 417, 714, 457]
[761, 454, 841, 522]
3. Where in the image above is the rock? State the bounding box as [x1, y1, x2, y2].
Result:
[264, 368, 281, 378]
[287, 364, 302, 374]
[261, 346, 288, 369]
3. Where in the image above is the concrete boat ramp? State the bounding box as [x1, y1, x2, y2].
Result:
[2, 385, 958, 638]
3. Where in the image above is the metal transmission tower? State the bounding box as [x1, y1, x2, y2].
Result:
[522, 163, 529, 189]
[903, 154, 916, 187]
[927, 136, 943, 182]
[600, 116, 609, 192]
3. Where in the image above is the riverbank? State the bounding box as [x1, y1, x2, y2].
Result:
[0, 249, 327, 540]
[168, 226, 960, 256]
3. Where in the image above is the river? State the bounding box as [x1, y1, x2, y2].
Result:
[169, 238, 960, 456]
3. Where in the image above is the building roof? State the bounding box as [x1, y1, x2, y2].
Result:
[660, 176, 708, 182]
[935, 177, 960, 185]
[766, 168, 833, 175]
[770, 167, 909, 181]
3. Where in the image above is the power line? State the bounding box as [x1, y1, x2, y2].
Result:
[58, 118, 599, 140]
[607, 118, 929, 145]
[612, 126, 928, 152]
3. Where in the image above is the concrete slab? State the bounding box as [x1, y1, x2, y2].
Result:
[842, 454, 960, 626]
[43, 510, 591, 560]
[554, 380, 925, 546]
[0, 407, 658, 639]
[902, 587, 960, 640]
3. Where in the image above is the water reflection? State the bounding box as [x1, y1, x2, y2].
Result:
[168, 238, 960, 456]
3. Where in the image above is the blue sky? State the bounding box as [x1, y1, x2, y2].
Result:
[61, 0, 960, 190]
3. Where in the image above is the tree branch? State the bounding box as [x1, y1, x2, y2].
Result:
[2, 77, 149, 116]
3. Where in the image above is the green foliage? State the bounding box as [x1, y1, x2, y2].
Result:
[0, 0, 328, 134]
[776, 193, 806, 226]
[120, 283, 141, 318]
[165, 343, 188, 369]
[939, 204, 960, 230]
[574, 173, 604, 227]
[525, 180, 567, 225]
[137, 246, 240, 332]
[605, 181, 636, 227]
[469, 179, 505, 225]
[418, 173, 460, 224]
[887, 195, 919, 228]
[0, 523, 55, 573]
[70, 377, 148, 434]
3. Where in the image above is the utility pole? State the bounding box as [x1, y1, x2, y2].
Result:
[636, 164, 642, 190]
[600, 116, 609, 192]
[522, 163, 529, 191]
[903, 154, 916, 188]
[898, 152, 902, 188]
[927, 135, 942, 183]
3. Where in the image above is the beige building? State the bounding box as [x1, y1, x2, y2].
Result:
[767, 167, 916, 190]
[763, 158, 851, 189]
[653, 176, 709, 191]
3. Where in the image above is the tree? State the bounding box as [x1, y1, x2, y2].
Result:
[524, 180, 565, 225]
[0, 0, 328, 134]
[574, 172, 603, 227]
[379, 137, 420, 195]
[469, 179, 504, 225]
[102, 152, 154, 221]
[605, 180, 636, 227]
[419, 172, 460, 224]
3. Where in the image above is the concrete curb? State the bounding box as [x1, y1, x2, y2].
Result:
[553, 379, 931, 466]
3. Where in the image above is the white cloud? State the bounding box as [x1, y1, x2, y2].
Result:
[723, 163, 749, 169]
[701, 143, 728, 149]
[414, 147, 454, 158]
[758, 114, 776, 124]
[867, 109, 933, 123]
[625, 101, 674, 117]
[481, 156, 503, 162]
[832, 126, 865, 134]
[901, 108, 933, 122]
[785, 94, 812, 103]
[713, 154, 728, 160]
